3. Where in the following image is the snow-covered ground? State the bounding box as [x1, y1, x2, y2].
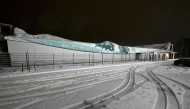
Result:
[1, 60, 190, 109]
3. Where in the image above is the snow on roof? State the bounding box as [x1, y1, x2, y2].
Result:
[5, 27, 172, 54]
[135, 43, 171, 49]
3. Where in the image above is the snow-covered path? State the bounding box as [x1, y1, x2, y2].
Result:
[1, 60, 183, 109]
[147, 68, 179, 109]
[21, 79, 125, 109]
[153, 65, 190, 109]
[105, 61, 190, 109]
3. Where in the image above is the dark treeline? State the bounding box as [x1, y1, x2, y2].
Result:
[174, 36, 190, 58]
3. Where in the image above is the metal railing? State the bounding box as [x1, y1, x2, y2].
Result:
[0, 53, 167, 72]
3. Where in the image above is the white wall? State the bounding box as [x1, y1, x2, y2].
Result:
[7, 40, 132, 66]
[7, 40, 86, 54]
[8, 40, 34, 53]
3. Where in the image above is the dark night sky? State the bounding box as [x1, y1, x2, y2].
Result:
[1, 0, 190, 46]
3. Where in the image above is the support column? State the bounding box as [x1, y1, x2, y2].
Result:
[112, 54, 114, 64]
[171, 44, 173, 51]
[89, 53, 90, 66]
[173, 53, 175, 59]
[102, 53, 103, 65]
[152, 53, 154, 61]
[149, 53, 151, 61]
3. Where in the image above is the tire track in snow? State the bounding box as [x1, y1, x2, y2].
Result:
[64, 67, 136, 109]
[147, 67, 180, 109]
[65, 62, 169, 109]
[0, 67, 129, 84]
[89, 66, 152, 109]
[0, 68, 128, 98]
[0, 61, 175, 108]
[0, 69, 129, 108]
[155, 74, 190, 109]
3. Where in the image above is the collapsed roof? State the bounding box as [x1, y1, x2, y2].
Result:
[5, 27, 173, 54]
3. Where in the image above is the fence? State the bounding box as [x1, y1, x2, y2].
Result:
[0, 52, 167, 72]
